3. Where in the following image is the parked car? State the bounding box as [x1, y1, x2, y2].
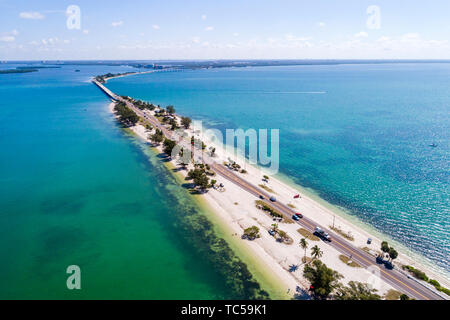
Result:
[268, 229, 276, 236]
[292, 215, 300, 221]
[259, 195, 265, 200]
[295, 213, 303, 218]
[269, 196, 276, 202]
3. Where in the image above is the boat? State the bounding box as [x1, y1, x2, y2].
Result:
[429, 143, 437, 148]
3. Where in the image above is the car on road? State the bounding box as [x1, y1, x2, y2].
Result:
[268, 229, 276, 236]
[269, 196, 276, 202]
[292, 215, 299, 221]
[295, 213, 303, 218]
[314, 227, 331, 242]
[259, 195, 265, 200]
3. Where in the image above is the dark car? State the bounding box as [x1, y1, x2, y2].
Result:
[269, 196, 276, 202]
[314, 227, 331, 242]
[259, 195, 264, 200]
[292, 215, 300, 221]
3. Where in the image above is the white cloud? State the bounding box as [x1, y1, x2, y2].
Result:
[317, 22, 326, 28]
[192, 36, 201, 43]
[377, 36, 391, 42]
[401, 33, 420, 42]
[284, 33, 311, 42]
[111, 21, 124, 27]
[233, 32, 239, 37]
[201, 14, 207, 20]
[19, 12, 45, 20]
[83, 29, 89, 34]
[0, 36, 15, 42]
[355, 31, 368, 38]
[205, 26, 214, 31]
[152, 25, 160, 30]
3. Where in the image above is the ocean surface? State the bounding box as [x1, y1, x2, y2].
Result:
[106, 64, 450, 277]
[0, 64, 269, 299]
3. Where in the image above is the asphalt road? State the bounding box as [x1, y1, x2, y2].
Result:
[93, 80, 445, 300]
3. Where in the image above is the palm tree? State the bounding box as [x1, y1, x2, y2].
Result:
[300, 238, 309, 263]
[311, 245, 323, 260]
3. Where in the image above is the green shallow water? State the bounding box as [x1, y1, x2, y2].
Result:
[0, 65, 270, 299]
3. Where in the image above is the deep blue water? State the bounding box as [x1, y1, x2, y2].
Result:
[107, 64, 450, 275]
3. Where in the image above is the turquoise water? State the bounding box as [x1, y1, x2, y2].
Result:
[107, 64, 450, 276]
[0, 64, 268, 299]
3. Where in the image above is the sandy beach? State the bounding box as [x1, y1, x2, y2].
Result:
[106, 92, 449, 300]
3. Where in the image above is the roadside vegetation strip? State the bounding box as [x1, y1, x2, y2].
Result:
[402, 265, 450, 296]
[329, 225, 354, 241]
[297, 228, 320, 241]
[338, 255, 361, 268]
[258, 184, 276, 194]
[384, 289, 402, 300]
[255, 200, 284, 220]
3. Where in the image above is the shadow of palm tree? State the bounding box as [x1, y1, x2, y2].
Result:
[289, 264, 299, 272]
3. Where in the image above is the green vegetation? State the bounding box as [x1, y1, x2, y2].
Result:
[304, 260, 383, 300]
[379, 241, 398, 263]
[297, 228, 320, 241]
[311, 245, 323, 260]
[163, 138, 177, 156]
[113, 102, 139, 127]
[150, 128, 164, 145]
[303, 260, 343, 299]
[287, 203, 296, 209]
[187, 168, 210, 191]
[95, 72, 134, 83]
[242, 226, 261, 240]
[276, 229, 292, 244]
[255, 200, 283, 219]
[300, 238, 309, 262]
[166, 105, 176, 114]
[335, 281, 381, 300]
[402, 265, 450, 296]
[338, 255, 361, 268]
[133, 99, 156, 111]
[181, 116, 192, 129]
[329, 225, 354, 241]
[258, 184, 275, 194]
[384, 289, 402, 300]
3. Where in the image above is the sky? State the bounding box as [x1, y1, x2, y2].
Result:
[1, 0, 449, 60]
